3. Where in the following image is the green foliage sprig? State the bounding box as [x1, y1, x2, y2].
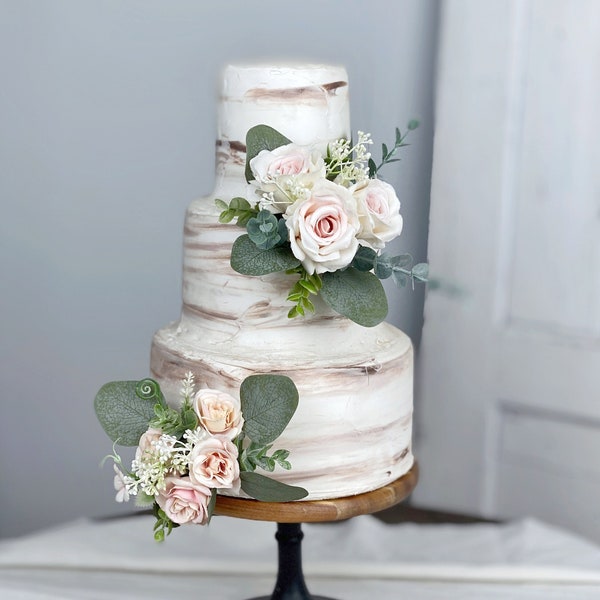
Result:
[150, 395, 198, 439]
[352, 245, 429, 288]
[216, 197, 258, 227]
[238, 437, 292, 473]
[246, 210, 288, 250]
[153, 505, 179, 542]
[286, 266, 322, 318]
[368, 120, 419, 177]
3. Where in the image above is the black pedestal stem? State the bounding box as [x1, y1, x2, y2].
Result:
[246, 522, 339, 600]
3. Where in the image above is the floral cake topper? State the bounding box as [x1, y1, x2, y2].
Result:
[95, 373, 307, 541]
[217, 123, 428, 327]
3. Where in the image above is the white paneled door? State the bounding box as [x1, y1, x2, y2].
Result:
[413, 0, 600, 541]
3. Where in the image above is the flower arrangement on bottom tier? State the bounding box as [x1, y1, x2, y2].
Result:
[95, 372, 307, 541]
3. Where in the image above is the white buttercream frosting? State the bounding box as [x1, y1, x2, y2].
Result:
[151, 64, 414, 500]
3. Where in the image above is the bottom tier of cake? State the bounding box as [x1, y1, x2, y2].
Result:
[150, 318, 414, 501]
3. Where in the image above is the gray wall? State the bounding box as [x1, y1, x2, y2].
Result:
[0, 0, 438, 538]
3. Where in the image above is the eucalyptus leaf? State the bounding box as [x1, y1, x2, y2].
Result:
[245, 125, 292, 182]
[412, 262, 429, 282]
[94, 381, 156, 446]
[246, 210, 281, 250]
[392, 253, 413, 269]
[351, 246, 377, 272]
[392, 270, 409, 287]
[320, 268, 388, 327]
[276, 218, 289, 245]
[230, 235, 300, 275]
[374, 253, 393, 279]
[240, 374, 299, 445]
[240, 471, 308, 502]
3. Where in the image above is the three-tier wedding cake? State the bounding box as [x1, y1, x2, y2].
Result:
[149, 64, 414, 500]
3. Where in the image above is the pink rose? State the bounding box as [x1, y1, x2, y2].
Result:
[250, 144, 326, 212]
[351, 179, 403, 249]
[156, 476, 211, 525]
[193, 388, 244, 439]
[285, 179, 359, 274]
[188, 435, 240, 493]
[135, 427, 163, 461]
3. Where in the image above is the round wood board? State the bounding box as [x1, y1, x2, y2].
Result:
[214, 462, 418, 523]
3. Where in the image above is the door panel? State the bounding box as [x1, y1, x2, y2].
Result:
[414, 0, 600, 541]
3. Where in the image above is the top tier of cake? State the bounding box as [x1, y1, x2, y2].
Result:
[218, 64, 350, 146]
[175, 64, 367, 344]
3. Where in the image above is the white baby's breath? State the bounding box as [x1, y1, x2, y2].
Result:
[327, 132, 373, 186]
[183, 426, 210, 446]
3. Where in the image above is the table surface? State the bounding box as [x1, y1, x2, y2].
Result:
[2, 512, 600, 599]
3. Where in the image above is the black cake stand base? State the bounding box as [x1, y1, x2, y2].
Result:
[246, 522, 338, 600]
[214, 463, 419, 600]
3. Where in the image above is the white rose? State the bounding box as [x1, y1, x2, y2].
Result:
[351, 179, 403, 249]
[249, 144, 326, 212]
[285, 179, 359, 275]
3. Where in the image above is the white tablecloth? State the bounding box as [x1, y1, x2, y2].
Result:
[1, 514, 600, 599]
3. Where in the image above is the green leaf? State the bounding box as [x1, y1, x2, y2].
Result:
[392, 253, 413, 269]
[368, 157, 377, 177]
[214, 198, 228, 211]
[392, 270, 409, 287]
[207, 489, 217, 524]
[94, 381, 158, 446]
[245, 125, 292, 182]
[236, 212, 254, 227]
[240, 374, 299, 445]
[240, 471, 308, 502]
[299, 297, 315, 312]
[412, 262, 429, 282]
[276, 218, 289, 245]
[374, 253, 393, 279]
[351, 246, 377, 272]
[408, 119, 420, 130]
[320, 268, 388, 327]
[298, 278, 318, 294]
[382, 142, 389, 159]
[230, 234, 300, 275]
[218, 209, 235, 224]
[230, 197, 252, 211]
[135, 491, 156, 508]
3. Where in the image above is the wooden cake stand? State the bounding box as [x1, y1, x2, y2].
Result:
[214, 462, 419, 600]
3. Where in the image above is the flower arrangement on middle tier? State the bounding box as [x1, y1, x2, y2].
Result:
[217, 124, 427, 327]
